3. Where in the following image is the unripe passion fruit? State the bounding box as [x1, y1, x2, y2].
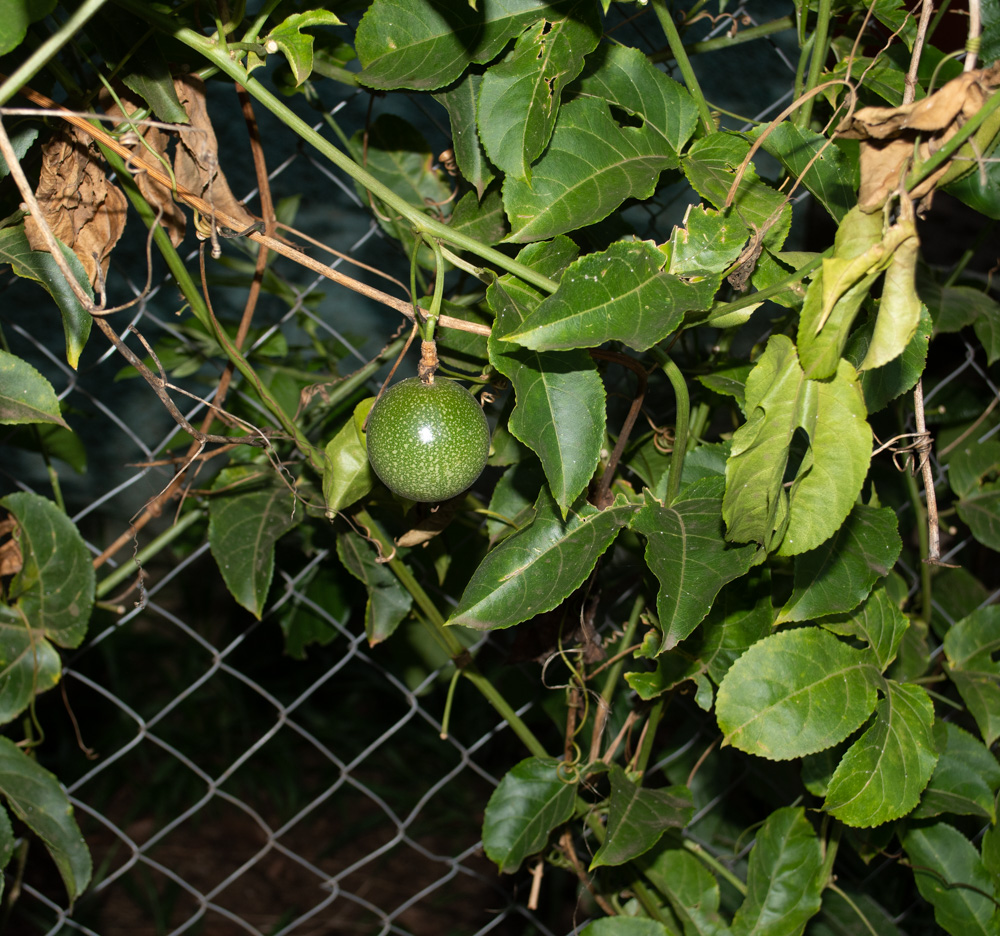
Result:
[365, 377, 490, 502]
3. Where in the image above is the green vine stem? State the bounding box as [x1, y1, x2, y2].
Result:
[353, 508, 550, 760]
[109, 0, 560, 296]
[682, 839, 747, 896]
[681, 17, 795, 57]
[795, 0, 833, 130]
[651, 351, 690, 507]
[650, 0, 715, 134]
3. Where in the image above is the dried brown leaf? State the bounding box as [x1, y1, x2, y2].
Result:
[837, 62, 1000, 211]
[0, 516, 21, 578]
[24, 127, 128, 287]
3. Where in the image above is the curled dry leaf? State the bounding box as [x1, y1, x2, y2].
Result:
[837, 62, 1000, 212]
[0, 515, 22, 578]
[24, 126, 128, 287]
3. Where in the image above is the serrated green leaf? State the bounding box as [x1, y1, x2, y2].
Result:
[716, 628, 878, 760]
[820, 584, 909, 672]
[731, 807, 824, 936]
[956, 480, 1000, 552]
[323, 399, 374, 514]
[948, 436, 1000, 499]
[641, 848, 731, 936]
[590, 766, 693, 869]
[506, 239, 715, 352]
[943, 606, 1000, 746]
[669, 205, 749, 275]
[433, 74, 495, 198]
[487, 271, 605, 511]
[449, 186, 508, 245]
[778, 505, 902, 624]
[336, 531, 412, 646]
[0, 225, 92, 369]
[723, 336, 872, 556]
[208, 467, 299, 619]
[478, 2, 600, 180]
[753, 122, 858, 222]
[0, 736, 90, 902]
[0, 126, 39, 181]
[632, 482, 759, 653]
[447, 488, 634, 629]
[482, 756, 576, 874]
[1, 492, 94, 647]
[0, 0, 54, 56]
[914, 722, 1000, 822]
[266, 10, 344, 86]
[699, 573, 775, 686]
[356, 0, 547, 90]
[0, 350, 68, 428]
[502, 95, 679, 243]
[823, 682, 937, 827]
[903, 823, 1000, 935]
[0, 605, 62, 725]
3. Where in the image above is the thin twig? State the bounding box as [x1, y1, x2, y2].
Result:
[912, 380, 943, 564]
[903, 0, 935, 105]
[559, 829, 617, 917]
[966, 0, 982, 72]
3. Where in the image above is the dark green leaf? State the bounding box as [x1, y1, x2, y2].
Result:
[0, 804, 12, 900]
[914, 722, 1000, 822]
[700, 573, 775, 686]
[778, 505, 902, 624]
[277, 573, 345, 660]
[447, 488, 634, 629]
[632, 482, 759, 653]
[208, 467, 300, 619]
[723, 336, 872, 556]
[487, 272, 605, 511]
[0, 605, 61, 724]
[323, 399, 374, 514]
[824, 682, 937, 827]
[356, 0, 546, 90]
[808, 888, 901, 936]
[903, 823, 1000, 935]
[731, 807, 824, 936]
[506, 239, 717, 352]
[944, 140, 1000, 222]
[449, 186, 508, 245]
[0, 125, 39, 181]
[0, 350, 68, 428]
[485, 459, 543, 544]
[956, 480, 1000, 552]
[265, 10, 344, 86]
[0, 0, 54, 56]
[590, 766, 693, 869]
[943, 606, 1000, 746]
[0, 736, 90, 902]
[478, 2, 600, 180]
[434, 74, 495, 198]
[641, 847, 730, 936]
[716, 628, 878, 760]
[336, 530, 412, 645]
[482, 756, 577, 873]
[820, 584, 909, 672]
[502, 95, 679, 242]
[948, 436, 1000, 498]
[581, 920, 675, 936]
[0, 224, 92, 369]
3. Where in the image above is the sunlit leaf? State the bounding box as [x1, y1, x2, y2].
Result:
[266, 10, 344, 86]
[819, 584, 909, 672]
[323, 399, 375, 514]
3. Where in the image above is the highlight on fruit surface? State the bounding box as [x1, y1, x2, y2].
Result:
[365, 376, 490, 503]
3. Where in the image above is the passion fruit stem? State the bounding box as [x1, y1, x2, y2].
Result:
[418, 339, 439, 384]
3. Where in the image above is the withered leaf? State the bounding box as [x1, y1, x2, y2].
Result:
[838, 62, 1000, 211]
[24, 126, 128, 287]
[0, 516, 21, 578]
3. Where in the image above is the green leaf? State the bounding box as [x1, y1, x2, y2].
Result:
[858, 230, 921, 374]
[356, 0, 546, 90]
[716, 628, 878, 760]
[0, 126, 39, 181]
[487, 269, 605, 511]
[433, 74, 495, 198]
[778, 505, 902, 624]
[574, 43, 699, 161]
[632, 481, 759, 653]
[581, 920, 674, 936]
[0, 224, 92, 369]
[641, 848, 731, 936]
[944, 136, 1000, 221]
[0, 350, 68, 428]
[502, 95, 679, 243]
[668, 205, 749, 276]
[731, 807, 824, 936]
[943, 606, 1000, 746]
[447, 488, 634, 629]
[903, 823, 1000, 935]
[323, 399, 374, 514]
[336, 531, 412, 646]
[482, 756, 577, 873]
[0, 736, 90, 902]
[590, 766, 694, 869]
[449, 187, 509, 245]
[819, 584, 909, 672]
[722, 336, 872, 556]
[0, 605, 62, 725]
[277, 573, 345, 660]
[956, 480, 1000, 552]
[753, 122, 857, 222]
[948, 436, 1000, 499]
[921, 277, 1000, 337]
[1, 492, 94, 647]
[208, 467, 299, 619]
[914, 722, 1000, 822]
[808, 888, 901, 936]
[478, 2, 600, 180]
[824, 682, 937, 827]
[0, 0, 54, 56]
[0, 804, 12, 900]
[506, 240, 715, 352]
[485, 459, 543, 543]
[265, 10, 344, 86]
[700, 573, 775, 686]
[683, 133, 791, 250]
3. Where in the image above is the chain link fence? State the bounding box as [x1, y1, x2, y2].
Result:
[1, 3, 996, 934]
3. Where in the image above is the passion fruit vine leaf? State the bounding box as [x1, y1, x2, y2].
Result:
[914, 722, 1000, 822]
[447, 487, 635, 630]
[943, 607, 1000, 747]
[819, 584, 910, 673]
[336, 530, 412, 646]
[433, 74, 494, 199]
[0, 350, 69, 428]
[639, 849, 728, 936]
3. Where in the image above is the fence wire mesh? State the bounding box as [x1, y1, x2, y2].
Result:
[0, 3, 996, 934]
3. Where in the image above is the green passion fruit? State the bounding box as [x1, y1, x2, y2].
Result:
[365, 377, 490, 502]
